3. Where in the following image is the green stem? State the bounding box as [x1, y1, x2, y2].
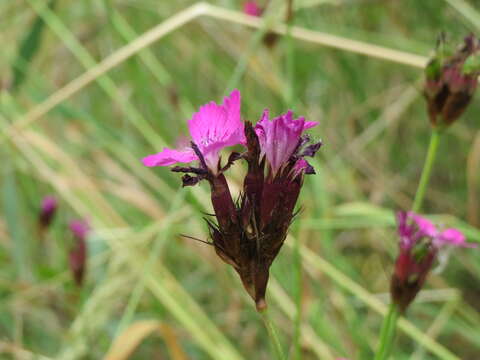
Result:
[411, 130, 441, 213]
[374, 303, 401, 360]
[261, 309, 287, 360]
[292, 235, 302, 360]
[284, 3, 301, 359]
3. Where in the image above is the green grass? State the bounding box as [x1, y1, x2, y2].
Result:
[1, 0, 480, 359]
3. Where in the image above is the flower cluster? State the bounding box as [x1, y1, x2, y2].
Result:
[143, 90, 321, 310]
[391, 211, 473, 312]
[424, 34, 480, 128]
[37, 195, 89, 286]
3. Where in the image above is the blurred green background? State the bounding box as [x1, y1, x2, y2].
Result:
[1, 0, 480, 359]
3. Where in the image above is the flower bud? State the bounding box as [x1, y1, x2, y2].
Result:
[68, 219, 89, 286]
[38, 196, 57, 230]
[424, 34, 480, 128]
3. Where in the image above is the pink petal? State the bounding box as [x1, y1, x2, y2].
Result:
[255, 109, 315, 175]
[243, 1, 262, 16]
[69, 219, 90, 240]
[303, 121, 319, 130]
[41, 196, 57, 213]
[142, 148, 197, 167]
[397, 211, 438, 249]
[437, 228, 476, 248]
[410, 213, 438, 237]
[188, 89, 245, 171]
[292, 158, 314, 177]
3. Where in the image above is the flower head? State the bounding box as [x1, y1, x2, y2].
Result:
[69, 219, 89, 286]
[243, 1, 263, 17]
[254, 109, 320, 177]
[141, 91, 322, 310]
[424, 34, 480, 128]
[69, 219, 90, 240]
[142, 89, 245, 174]
[391, 211, 474, 312]
[208, 118, 322, 311]
[39, 195, 58, 229]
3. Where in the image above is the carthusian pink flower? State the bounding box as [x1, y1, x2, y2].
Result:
[38, 195, 58, 229]
[243, 1, 263, 17]
[142, 90, 322, 310]
[69, 219, 89, 286]
[209, 114, 320, 311]
[391, 211, 474, 312]
[142, 89, 245, 175]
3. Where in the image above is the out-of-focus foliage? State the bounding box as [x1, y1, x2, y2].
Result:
[0, 0, 479, 359]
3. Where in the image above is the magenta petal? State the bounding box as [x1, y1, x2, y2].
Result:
[41, 196, 57, 214]
[188, 89, 245, 171]
[293, 159, 309, 177]
[243, 1, 262, 17]
[142, 148, 197, 167]
[304, 121, 319, 130]
[255, 109, 315, 175]
[397, 211, 438, 249]
[69, 219, 90, 240]
[411, 213, 438, 237]
[437, 228, 475, 247]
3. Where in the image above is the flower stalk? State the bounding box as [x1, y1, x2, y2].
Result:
[411, 129, 441, 213]
[374, 303, 400, 360]
[261, 309, 287, 360]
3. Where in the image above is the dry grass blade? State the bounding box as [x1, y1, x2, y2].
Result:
[467, 132, 480, 226]
[202, 3, 427, 68]
[105, 320, 187, 360]
[297, 243, 460, 360]
[0, 342, 52, 360]
[1, 2, 428, 140]
[0, 2, 207, 142]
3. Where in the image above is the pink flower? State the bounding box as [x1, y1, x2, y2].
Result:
[254, 109, 318, 176]
[69, 219, 89, 286]
[141, 93, 323, 311]
[69, 219, 90, 240]
[243, 1, 263, 17]
[397, 211, 474, 250]
[392, 211, 474, 312]
[142, 90, 245, 173]
[39, 195, 58, 229]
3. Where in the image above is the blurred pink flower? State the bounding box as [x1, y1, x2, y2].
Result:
[39, 195, 57, 229]
[69, 219, 90, 240]
[243, 1, 263, 17]
[69, 219, 89, 286]
[392, 211, 474, 311]
[142, 89, 245, 173]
